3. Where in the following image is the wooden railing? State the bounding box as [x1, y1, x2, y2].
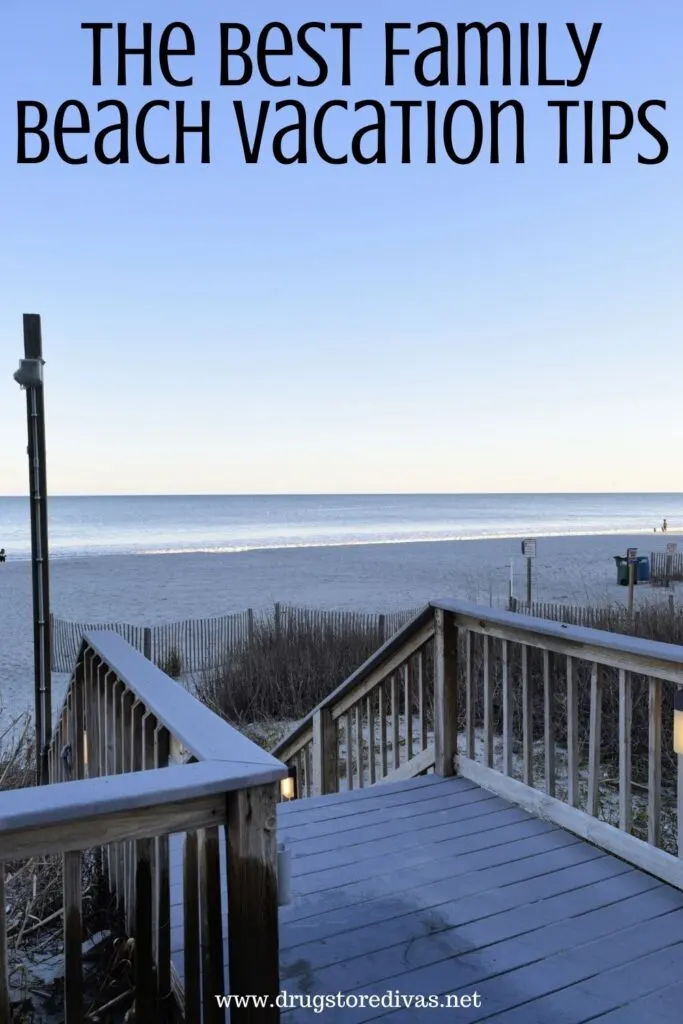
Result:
[1, 630, 287, 1022]
[272, 607, 438, 795]
[273, 600, 683, 890]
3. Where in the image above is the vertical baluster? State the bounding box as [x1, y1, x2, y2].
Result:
[355, 705, 364, 788]
[502, 640, 512, 776]
[379, 683, 388, 778]
[199, 827, 225, 1023]
[390, 674, 400, 769]
[112, 681, 124, 905]
[63, 849, 83, 1023]
[141, 713, 157, 965]
[367, 694, 376, 784]
[104, 672, 116, 893]
[404, 662, 413, 761]
[522, 646, 532, 786]
[72, 664, 85, 781]
[619, 669, 633, 832]
[418, 649, 427, 751]
[483, 635, 493, 768]
[134, 836, 156, 1022]
[345, 711, 354, 790]
[183, 831, 201, 1021]
[648, 676, 662, 847]
[543, 650, 555, 797]
[465, 631, 474, 759]
[587, 663, 602, 818]
[154, 726, 171, 1011]
[306, 743, 314, 797]
[129, 701, 144, 924]
[566, 656, 579, 808]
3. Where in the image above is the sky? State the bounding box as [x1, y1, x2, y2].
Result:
[0, 1, 680, 495]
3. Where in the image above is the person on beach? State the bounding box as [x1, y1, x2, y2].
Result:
[662, 518, 668, 533]
[0, 549, 5, 562]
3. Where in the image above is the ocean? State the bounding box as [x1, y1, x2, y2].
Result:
[1, 493, 681, 562]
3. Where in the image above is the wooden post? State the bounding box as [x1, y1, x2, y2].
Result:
[274, 603, 281, 644]
[183, 832, 201, 1021]
[143, 627, 152, 662]
[378, 614, 386, 644]
[526, 557, 532, 606]
[434, 609, 458, 777]
[312, 707, 337, 796]
[628, 563, 635, 616]
[248, 608, 254, 646]
[226, 784, 279, 1021]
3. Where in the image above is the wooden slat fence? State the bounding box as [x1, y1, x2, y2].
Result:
[651, 551, 683, 585]
[50, 605, 420, 675]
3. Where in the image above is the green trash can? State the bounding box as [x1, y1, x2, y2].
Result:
[613, 556, 630, 585]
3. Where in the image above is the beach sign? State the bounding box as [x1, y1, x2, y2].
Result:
[521, 539, 536, 558]
[627, 547, 638, 564]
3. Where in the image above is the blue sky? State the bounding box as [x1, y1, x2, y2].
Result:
[0, 1, 680, 495]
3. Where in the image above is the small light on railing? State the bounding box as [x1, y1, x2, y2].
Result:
[280, 767, 297, 802]
[674, 690, 683, 756]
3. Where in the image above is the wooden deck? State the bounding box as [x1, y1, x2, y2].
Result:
[170, 774, 683, 1021]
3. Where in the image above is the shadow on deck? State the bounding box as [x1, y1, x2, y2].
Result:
[170, 774, 683, 1022]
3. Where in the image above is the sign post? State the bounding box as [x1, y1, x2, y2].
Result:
[14, 315, 52, 786]
[627, 547, 638, 617]
[521, 539, 536, 606]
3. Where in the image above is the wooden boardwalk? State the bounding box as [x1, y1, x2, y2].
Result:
[170, 775, 683, 1021]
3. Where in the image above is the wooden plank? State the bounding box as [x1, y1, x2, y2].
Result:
[649, 676, 662, 847]
[63, 850, 83, 1024]
[543, 649, 555, 797]
[226, 785, 279, 1020]
[434, 609, 458, 778]
[182, 831, 201, 1021]
[566, 656, 579, 808]
[587, 663, 602, 818]
[502, 640, 512, 776]
[199, 827, 225, 1023]
[373, 744, 435, 786]
[619, 669, 633, 833]
[458, 756, 683, 890]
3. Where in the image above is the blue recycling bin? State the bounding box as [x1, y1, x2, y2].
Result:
[636, 556, 650, 583]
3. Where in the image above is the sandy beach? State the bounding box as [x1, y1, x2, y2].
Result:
[0, 532, 678, 720]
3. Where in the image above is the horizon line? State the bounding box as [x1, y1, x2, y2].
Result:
[1, 491, 683, 499]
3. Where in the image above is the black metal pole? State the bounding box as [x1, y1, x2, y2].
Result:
[22, 314, 51, 785]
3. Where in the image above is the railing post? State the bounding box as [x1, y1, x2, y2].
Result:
[434, 608, 458, 777]
[226, 783, 280, 1021]
[313, 707, 338, 796]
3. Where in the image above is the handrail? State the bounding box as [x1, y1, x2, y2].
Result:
[271, 605, 434, 760]
[433, 598, 683, 683]
[0, 759, 286, 861]
[57, 631, 282, 767]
